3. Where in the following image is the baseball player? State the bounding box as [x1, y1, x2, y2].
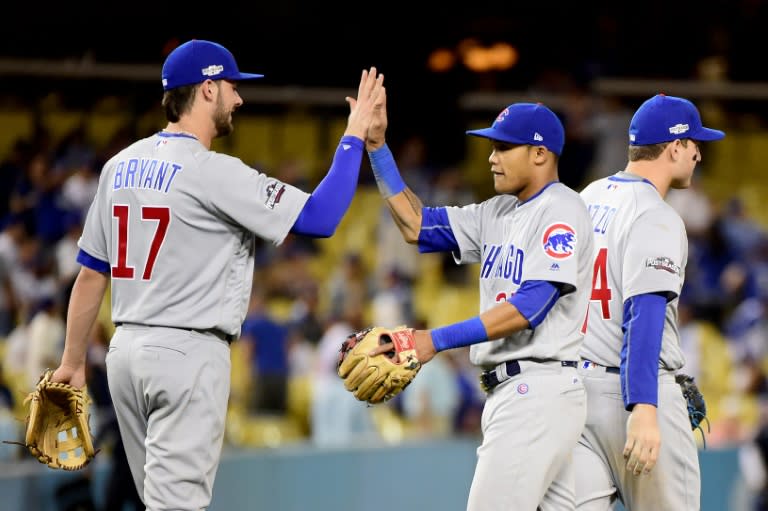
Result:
[367, 97, 595, 510]
[575, 94, 725, 510]
[48, 39, 384, 510]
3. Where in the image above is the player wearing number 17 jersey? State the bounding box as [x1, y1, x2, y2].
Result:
[49, 39, 385, 510]
[574, 94, 725, 510]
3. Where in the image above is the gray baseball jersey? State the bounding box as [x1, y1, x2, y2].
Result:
[575, 171, 699, 511]
[579, 171, 686, 370]
[78, 132, 308, 337]
[445, 182, 595, 367]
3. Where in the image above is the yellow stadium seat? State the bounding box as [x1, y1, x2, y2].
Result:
[274, 116, 320, 177]
[42, 111, 85, 144]
[86, 112, 131, 150]
[0, 110, 33, 160]
[229, 116, 275, 169]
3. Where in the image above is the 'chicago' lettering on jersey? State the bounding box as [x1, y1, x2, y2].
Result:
[480, 244, 524, 284]
[112, 158, 183, 194]
[586, 204, 618, 235]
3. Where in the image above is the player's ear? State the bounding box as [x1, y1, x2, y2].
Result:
[668, 139, 684, 162]
[531, 145, 548, 163]
[200, 80, 216, 100]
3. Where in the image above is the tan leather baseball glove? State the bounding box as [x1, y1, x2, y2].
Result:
[337, 326, 422, 404]
[15, 370, 97, 470]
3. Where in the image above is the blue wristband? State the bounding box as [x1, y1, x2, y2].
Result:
[431, 316, 489, 352]
[368, 143, 406, 198]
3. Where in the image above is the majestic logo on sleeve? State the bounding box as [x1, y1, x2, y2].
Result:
[542, 223, 576, 259]
[265, 183, 286, 210]
[645, 256, 680, 275]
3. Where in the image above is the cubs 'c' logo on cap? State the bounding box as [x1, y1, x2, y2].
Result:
[494, 107, 510, 125]
[542, 223, 576, 259]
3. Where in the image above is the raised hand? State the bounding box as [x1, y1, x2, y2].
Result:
[344, 67, 385, 141]
[366, 82, 388, 151]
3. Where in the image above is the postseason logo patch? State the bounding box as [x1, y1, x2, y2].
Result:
[645, 256, 680, 275]
[265, 183, 286, 210]
[542, 223, 576, 260]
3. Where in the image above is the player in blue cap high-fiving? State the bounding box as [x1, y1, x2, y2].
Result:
[49, 39, 386, 510]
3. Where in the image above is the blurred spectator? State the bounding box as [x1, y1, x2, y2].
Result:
[241, 289, 290, 415]
[587, 96, 634, 182]
[720, 197, 767, 255]
[24, 295, 65, 388]
[666, 176, 715, 239]
[445, 348, 485, 435]
[59, 164, 98, 222]
[327, 252, 372, 321]
[739, 400, 768, 510]
[287, 280, 325, 347]
[401, 351, 460, 438]
[684, 216, 745, 327]
[310, 305, 379, 446]
[54, 211, 83, 287]
[0, 215, 27, 335]
[0, 139, 32, 221]
[0, 361, 17, 461]
[15, 151, 71, 245]
[723, 294, 767, 364]
[10, 235, 58, 323]
[370, 268, 414, 328]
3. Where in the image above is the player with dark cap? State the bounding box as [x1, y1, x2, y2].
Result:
[49, 39, 385, 509]
[575, 94, 725, 510]
[364, 96, 596, 509]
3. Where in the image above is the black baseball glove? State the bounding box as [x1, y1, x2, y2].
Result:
[676, 373, 710, 447]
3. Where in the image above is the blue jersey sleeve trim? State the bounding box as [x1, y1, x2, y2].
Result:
[291, 136, 363, 237]
[620, 292, 667, 410]
[76, 249, 110, 274]
[417, 207, 459, 253]
[368, 143, 406, 198]
[508, 280, 561, 328]
[431, 316, 489, 352]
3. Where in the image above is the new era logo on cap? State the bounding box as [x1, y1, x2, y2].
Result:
[628, 94, 725, 146]
[466, 103, 565, 156]
[161, 40, 264, 91]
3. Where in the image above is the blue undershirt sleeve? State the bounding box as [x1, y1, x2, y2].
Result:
[507, 280, 561, 328]
[290, 136, 364, 237]
[620, 292, 667, 410]
[76, 249, 110, 274]
[417, 207, 459, 253]
[431, 316, 489, 352]
[368, 143, 406, 198]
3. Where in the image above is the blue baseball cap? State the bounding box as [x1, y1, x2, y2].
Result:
[466, 103, 565, 156]
[629, 94, 725, 146]
[161, 40, 263, 91]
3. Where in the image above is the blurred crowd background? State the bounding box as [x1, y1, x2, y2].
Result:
[2, 5, 768, 509]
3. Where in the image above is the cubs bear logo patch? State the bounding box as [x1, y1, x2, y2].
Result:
[542, 223, 576, 259]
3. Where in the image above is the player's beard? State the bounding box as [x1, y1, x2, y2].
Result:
[213, 94, 234, 138]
